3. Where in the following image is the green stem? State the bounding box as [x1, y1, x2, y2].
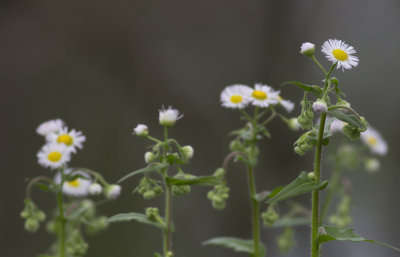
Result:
[162, 126, 172, 257]
[311, 56, 328, 75]
[247, 165, 260, 257]
[320, 157, 342, 225]
[57, 168, 66, 257]
[311, 112, 327, 257]
[163, 184, 172, 256]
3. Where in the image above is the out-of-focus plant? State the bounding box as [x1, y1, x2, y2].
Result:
[21, 119, 120, 257]
[108, 107, 219, 257]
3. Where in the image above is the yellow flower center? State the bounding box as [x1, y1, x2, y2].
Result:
[48, 151, 62, 162]
[252, 90, 267, 100]
[67, 179, 80, 187]
[230, 95, 243, 104]
[332, 49, 348, 61]
[367, 136, 378, 146]
[278, 96, 283, 101]
[58, 134, 73, 146]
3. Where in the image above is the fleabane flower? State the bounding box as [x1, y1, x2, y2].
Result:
[361, 127, 388, 155]
[220, 85, 252, 109]
[159, 106, 182, 127]
[300, 42, 315, 57]
[249, 83, 279, 108]
[36, 119, 64, 136]
[277, 95, 294, 112]
[312, 99, 328, 114]
[55, 169, 92, 197]
[321, 39, 359, 71]
[47, 127, 86, 153]
[37, 143, 71, 169]
[133, 124, 148, 137]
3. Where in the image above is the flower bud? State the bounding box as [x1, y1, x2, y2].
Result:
[312, 99, 328, 114]
[36, 211, 46, 222]
[300, 42, 315, 57]
[262, 205, 279, 227]
[144, 152, 157, 163]
[364, 158, 380, 173]
[133, 124, 148, 137]
[105, 185, 121, 200]
[213, 168, 226, 179]
[181, 145, 194, 160]
[287, 118, 300, 131]
[229, 140, 243, 151]
[308, 172, 316, 180]
[88, 183, 103, 195]
[159, 107, 182, 127]
[25, 218, 39, 233]
[143, 190, 156, 199]
[342, 124, 360, 140]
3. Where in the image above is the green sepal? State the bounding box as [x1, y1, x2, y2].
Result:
[118, 163, 169, 183]
[266, 172, 328, 204]
[317, 226, 400, 252]
[108, 212, 166, 230]
[282, 81, 323, 98]
[272, 217, 310, 228]
[328, 109, 365, 129]
[166, 175, 220, 186]
[203, 237, 266, 257]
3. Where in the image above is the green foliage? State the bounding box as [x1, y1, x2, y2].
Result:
[165, 175, 220, 186]
[328, 109, 365, 130]
[108, 212, 166, 230]
[118, 163, 169, 183]
[272, 217, 310, 228]
[317, 226, 400, 252]
[266, 172, 328, 204]
[203, 237, 266, 257]
[282, 81, 323, 98]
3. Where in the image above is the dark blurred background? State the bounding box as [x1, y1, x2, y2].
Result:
[2, 0, 400, 256]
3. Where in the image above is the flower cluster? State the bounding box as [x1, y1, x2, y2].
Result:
[220, 83, 294, 112]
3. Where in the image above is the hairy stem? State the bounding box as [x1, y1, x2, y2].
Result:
[57, 168, 66, 257]
[247, 164, 260, 257]
[163, 184, 172, 256]
[320, 157, 342, 225]
[311, 112, 327, 257]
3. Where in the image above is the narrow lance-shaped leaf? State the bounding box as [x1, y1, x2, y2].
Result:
[328, 109, 365, 129]
[203, 237, 266, 257]
[165, 175, 221, 186]
[282, 81, 323, 98]
[266, 172, 328, 204]
[108, 212, 165, 230]
[317, 226, 400, 252]
[118, 163, 169, 183]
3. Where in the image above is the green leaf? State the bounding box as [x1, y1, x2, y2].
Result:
[108, 212, 165, 230]
[165, 175, 220, 186]
[66, 206, 90, 220]
[154, 253, 162, 257]
[203, 237, 266, 257]
[328, 109, 365, 129]
[317, 226, 400, 252]
[282, 81, 322, 97]
[37, 255, 55, 257]
[118, 163, 169, 183]
[35, 183, 51, 191]
[266, 172, 328, 204]
[272, 217, 310, 228]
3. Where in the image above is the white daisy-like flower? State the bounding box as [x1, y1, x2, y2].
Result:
[321, 39, 359, 71]
[55, 169, 92, 197]
[249, 83, 279, 108]
[37, 143, 72, 169]
[220, 84, 252, 109]
[330, 119, 345, 133]
[133, 124, 148, 136]
[47, 127, 86, 153]
[105, 185, 122, 199]
[159, 106, 183, 127]
[88, 183, 103, 195]
[277, 95, 294, 112]
[361, 127, 388, 155]
[300, 42, 315, 57]
[36, 119, 64, 136]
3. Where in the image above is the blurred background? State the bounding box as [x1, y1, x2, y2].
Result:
[1, 0, 400, 256]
